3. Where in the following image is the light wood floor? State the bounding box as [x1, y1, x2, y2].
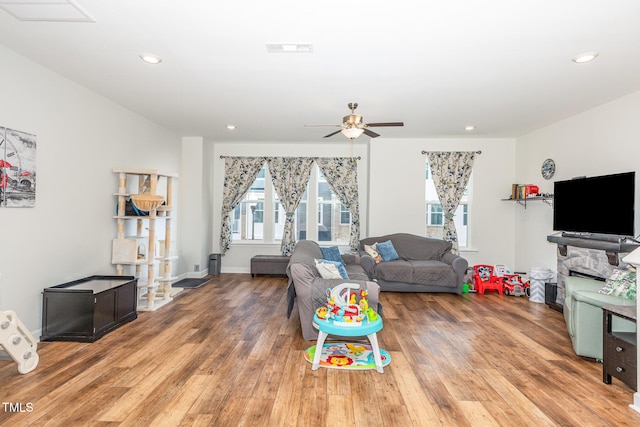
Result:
[2, 274, 640, 426]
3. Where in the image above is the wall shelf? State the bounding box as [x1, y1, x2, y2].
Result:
[501, 196, 553, 209]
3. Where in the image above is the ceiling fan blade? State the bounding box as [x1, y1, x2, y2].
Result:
[363, 129, 380, 138]
[366, 122, 404, 127]
[305, 124, 342, 127]
[323, 130, 343, 138]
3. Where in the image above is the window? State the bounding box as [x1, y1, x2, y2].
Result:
[252, 202, 264, 223]
[230, 164, 266, 240]
[295, 190, 307, 241]
[317, 200, 324, 225]
[252, 167, 265, 191]
[232, 206, 240, 234]
[298, 168, 350, 243]
[340, 204, 351, 225]
[462, 204, 468, 226]
[425, 160, 471, 247]
[427, 203, 443, 226]
[232, 163, 351, 244]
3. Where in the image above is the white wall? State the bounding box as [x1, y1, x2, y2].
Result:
[369, 138, 518, 268]
[0, 44, 181, 332]
[202, 140, 215, 273]
[179, 136, 211, 276]
[515, 90, 640, 274]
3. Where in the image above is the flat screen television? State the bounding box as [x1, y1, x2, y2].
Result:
[553, 171, 636, 238]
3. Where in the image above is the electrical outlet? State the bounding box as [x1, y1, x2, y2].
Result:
[194, 264, 200, 272]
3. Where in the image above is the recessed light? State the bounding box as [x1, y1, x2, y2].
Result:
[464, 125, 475, 131]
[572, 52, 599, 63]
[139, 53, 162, 64]
[226, 125, 236, 130]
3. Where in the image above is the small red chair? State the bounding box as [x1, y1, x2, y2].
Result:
[472, 264, 504, 295]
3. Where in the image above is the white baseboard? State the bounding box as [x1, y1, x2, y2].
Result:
[181, 271, 209, 279]
[220, 267, 251, 274]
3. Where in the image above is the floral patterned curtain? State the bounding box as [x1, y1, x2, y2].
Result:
[425, 151, 476, 253]
[266, 157, 314, 255]
[315, 157, 360, 250]
[219, 157, 266, 254]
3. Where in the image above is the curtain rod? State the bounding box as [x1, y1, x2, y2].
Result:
[421, 150, 481, 155]
[219, 155, 362, 160]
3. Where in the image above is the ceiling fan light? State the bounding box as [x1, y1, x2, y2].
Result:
[341, 128, 364, 140]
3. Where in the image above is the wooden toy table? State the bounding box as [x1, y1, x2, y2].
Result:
[312, 313, 384, 373]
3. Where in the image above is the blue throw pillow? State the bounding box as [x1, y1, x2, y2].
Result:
[316, 259, 350, 280]
[321, 246, 344, 265]
[376, 240, 399, 262]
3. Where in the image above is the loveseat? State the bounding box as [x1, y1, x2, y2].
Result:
[359, 233, 468, 293]
[563, 274, 636, 359]
[286, 240, 381, 340]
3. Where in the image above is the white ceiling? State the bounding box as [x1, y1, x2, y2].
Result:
[1, 0, 639, 142]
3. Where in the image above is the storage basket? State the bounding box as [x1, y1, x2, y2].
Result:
[131, 194, 165, 211]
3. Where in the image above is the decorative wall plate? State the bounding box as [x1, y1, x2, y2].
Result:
[541, 158, 555, 179]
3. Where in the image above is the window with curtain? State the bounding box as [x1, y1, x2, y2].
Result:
[425, 159, 472, 248]
[231, 163, 352, 244]
[231, 164, 270, 241]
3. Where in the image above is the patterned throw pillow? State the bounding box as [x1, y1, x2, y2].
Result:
[320, 246, 345, 266]
[599, 266, 637, 300]
[364, 244, 383, 263]
[314, 259, 350, 280]
[376, 240, 400, 262]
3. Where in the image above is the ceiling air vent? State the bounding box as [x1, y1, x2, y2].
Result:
[0, 0, 95, 22]
[266, 43, 313, 53]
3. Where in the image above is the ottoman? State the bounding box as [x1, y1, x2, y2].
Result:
[251, 255, 290, 277]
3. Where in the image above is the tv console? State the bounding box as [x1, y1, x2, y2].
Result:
[602, 305, 636, 391]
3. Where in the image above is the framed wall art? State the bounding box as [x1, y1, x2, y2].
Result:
[1, 126, 37, 208]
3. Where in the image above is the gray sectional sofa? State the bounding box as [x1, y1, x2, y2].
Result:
[286, 234, 467, 339]
[286, 240, 381, 340]
[359, 233, 468, 294]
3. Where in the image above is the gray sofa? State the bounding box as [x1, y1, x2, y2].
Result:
[359, 233, 468, 293]
[286, 240, 381, 340]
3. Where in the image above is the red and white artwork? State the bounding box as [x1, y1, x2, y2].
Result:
[1, 127, 36, 208]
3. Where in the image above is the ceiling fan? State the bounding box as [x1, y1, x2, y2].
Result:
[305, 102, 404, 140]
